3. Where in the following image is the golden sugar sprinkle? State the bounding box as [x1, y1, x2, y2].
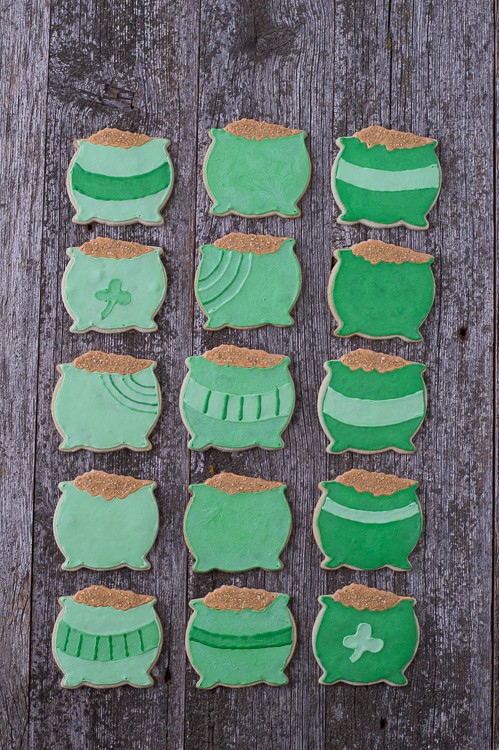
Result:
[213, 232, 288, 255]
[355, 125, 434, 150]
[73, 470, 153, 501]
[79, 238, 155, 259]
[352, 240, 433, 265]
[333, 584, 412, 612]
[205, 472, 283, 494]
[73, 350, 154, 374]
[340, 349, 410, 373]
[204, 344, 285, 369]
[335, 469, 417, 496]
[73, 585, 154, 610]
[204, 585, 277, 612]
[81, 128, 153, 148]
[224, 118, 302, 140]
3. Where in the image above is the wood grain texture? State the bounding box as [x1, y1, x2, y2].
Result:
[0, 0, 494, 748]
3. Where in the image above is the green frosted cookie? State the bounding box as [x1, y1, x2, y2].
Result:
[318, 348, 427, 454]
[329, 240, 435, 342]
[313, 584, 419, 686]
[203, 118, 311, 218]
[53, 585, 162, 688]
[52, 350, 161, 452]
[184, 472, 291, 572]
[180, 344, 295, 451]
[313, 469, 422, 571]
[186, 585, 296, 689]
[54, 470, 159, 571]
[332, 125, 441, 229]
[67, 127, 174, 226]
[195, 233, 301, 330]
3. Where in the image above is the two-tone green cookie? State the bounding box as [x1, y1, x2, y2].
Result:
[62, 238, 167, 333]
[180, 344, 295, 451]
[313, 469, 422, 571]
[329, 240, 435, 342]
[67, 128, 174, 225]
[313, 584, 419, 686]
[52, 351, 162, 452]
[184, 472, 291, 572]
[195, 232, 301, 330]
[203, 118, 311, 217]
[332, 126, 441, 229]
[53, 585, 162, 688]
[318, 349, 427, 454]
[186, 585, 296, 689]
[54, 470, 159, 571]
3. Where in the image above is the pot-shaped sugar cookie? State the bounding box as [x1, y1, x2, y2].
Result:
[54, 471, 159, 570]
[313, 469, 422, 571]
[186, 585, 296, 688]
[332, 126, 441, 229]
[203, 118, 311, 217]
[62, 238, 167, 333]
[318, 349, 426, 454]
[180, 345, 295, 451]
[184, 473, 291, 572]
[329, 240, 435, 342]
[53, 586, 162, 688]
[52, 351, 161, 452]
[313, 584, 419, 686]
[67, 128, 174, 225]
[195, 233, 301, 330]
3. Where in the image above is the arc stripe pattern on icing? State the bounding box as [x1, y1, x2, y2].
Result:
[183, 377, 294, 423]
[322, 387, 425, 427]
[101, 373, 159, 414]
[188, 624, 293, 650]
[335, 160, 440, 192]
[321, 497, 420, 524]
[71, 162, 171, 201]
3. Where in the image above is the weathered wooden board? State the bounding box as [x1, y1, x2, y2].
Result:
[0, 0, 495, 748]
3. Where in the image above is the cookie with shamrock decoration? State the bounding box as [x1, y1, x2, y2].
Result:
[67, 128, 174, 226]
[54, 470, 159, 571]
[332, 126, 441, 229]
[186, 585, 296, 689]
[195, 232, 301, 330]
[329, 240, 435, 342]
[52, 351, 161, 452]
[313, 469, 422, 571]
[53, 585, 162, 688]
[313, 584, 419, 686]
[203, 118, 311, 217]
[62, 238, 167, 333]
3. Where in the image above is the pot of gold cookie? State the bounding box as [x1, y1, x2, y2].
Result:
[186, 585, 296, 688]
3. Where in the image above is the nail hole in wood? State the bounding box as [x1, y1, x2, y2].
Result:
[164, 667, 171, 683]
[380, 718, 387, 729]
[458, 326, 468, 340]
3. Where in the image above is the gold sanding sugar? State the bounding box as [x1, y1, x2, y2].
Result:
[335, 469, 417, 496]
[73, 585, 155, 610]
[341, 349, 410, 373]
[79, 238, 154, 259]
[214, 232, 288, 255]
[355, 125, 434, 150]
[73, 350, 154, 374]
[82, 128, 153, 148]
[74, 470, 153, 500]
[224, 118, 302, 140]
[352, 240, 433, 265]
[204, 344, 285, 369]
[205, 472, 283, 494]
[204, 585, 277, 612]
[333, 584, 411, 612]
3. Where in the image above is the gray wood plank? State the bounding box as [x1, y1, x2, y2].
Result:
[0, 1, 50, 747]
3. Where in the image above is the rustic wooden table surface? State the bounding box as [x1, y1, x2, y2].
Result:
[1, 0, 496, 748]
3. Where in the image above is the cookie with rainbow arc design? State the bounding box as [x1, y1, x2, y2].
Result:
[332, 126, 441, 229]
[195, 232, 301, 330]
[67, 128, 174, 226]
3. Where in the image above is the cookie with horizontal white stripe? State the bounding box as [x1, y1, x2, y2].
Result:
[313, 469, 422, 571]
[317, 349, 427, 454]
[331, 125, 441, 229]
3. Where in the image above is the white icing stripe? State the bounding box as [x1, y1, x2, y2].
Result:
[322, 497, 420, 524]
[323, 387, 425, 427]
[336, 159, 440, 192]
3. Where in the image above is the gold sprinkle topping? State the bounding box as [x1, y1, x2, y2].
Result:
[332, 584, 412, 611]
[204, 344, 285, 369]
[213, 232, 288, 255]
[73, 350, 154, 374]
[340, 349, 410, 373]
[79, 238, 155, 259]
[355, 125, 435, 150]
[224, 118, 302, 140]
[81, 128, 153, 148]
[204, 585, 277, 612]
[352, 240, 433, 265]
[205, 472, 283, 494]
[73, 585, 154, 610]
[73, 470, 153, 500]
[334, 469, 417, 496]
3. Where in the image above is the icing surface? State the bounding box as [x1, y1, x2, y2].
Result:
[203, 128, 311, 217]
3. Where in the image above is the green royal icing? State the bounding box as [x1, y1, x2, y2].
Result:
[68, 138, 174, 225]
[195, 239, 301, 329]
[54, 481, 159, 570]
[52, 362, 161, 451]
[332, 136, 441, 229]
[186, 594, 295, 688]
[62, 247, 167, 332]
[329, 249, 435, 341]
[313, 480, 422, 570]
[180, 355, 295, 451]
[184, 482, 291, 572]
[203, 129, 311, 217]
[318, 359, 427, 454]
[53, 598, 162, 687]
[313, 596, 419, 685]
